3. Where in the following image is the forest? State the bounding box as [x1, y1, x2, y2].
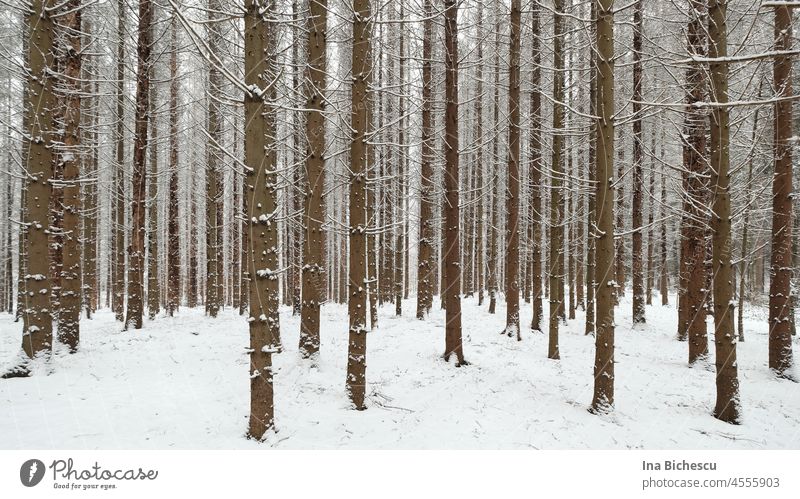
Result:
[0, 0, 798, 449]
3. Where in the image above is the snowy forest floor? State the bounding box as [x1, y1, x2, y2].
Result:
[1, 293, 799, 449]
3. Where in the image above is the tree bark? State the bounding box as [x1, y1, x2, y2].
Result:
[548, 0, 565, 359]
[345, 0, 372, 409]
[504, 0, 521, 340]
[768, 4, 794, 377]
[6, 0, 57, 377]
[124, 0, 153, 330]
[442, 0, 466, 366]
[591, 0, 616, 413]
[530, 5, 544, 333]
[300, 0, 327, 356]
[245, 0, 278, 439]
[708, 0, 741, 423]
[631, 0, 646, 324]
[416, 0, 434, 320]
[167, 14, 180, 316]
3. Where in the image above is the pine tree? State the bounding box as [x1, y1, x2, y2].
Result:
[4, 0, 57, 377]
[631, 0, 646, 324]
[245, 0, 279, 439]
[768, 3, 795, 377]
[591, 0, 616, 413]
[299, 0, 327, 356]
[503, 0, 521, 340]
[416, 0, 434, 320]
[442, 0, 466, 366]
[708, 0, 740, 423]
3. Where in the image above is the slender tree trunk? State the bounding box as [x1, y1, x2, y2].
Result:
[167, 15, 180, 316]
[769, 4, 795, 376]
[113, 0, 126, 322]
[679, 1, 709, 369]
[204, 0, 222, 319]
[631, 0, 646, 324]
[645, 128, 656, 305]
[124, 0, 153, 330]
[57, 0, 83, 351]
[504, 0, 521, 340]
[416, 0, 434, 320]
[529, 3, 544, 332]
[442, 0, 466, 365]
[591, 0, 616, 413]
[345, 0, 372, 409]
[585, 0, 597, 335]
[146, 56, 159, 321]
[548, 0, 565, 359]
[708, 0, 741, 422]
[299, 0, 327, 356]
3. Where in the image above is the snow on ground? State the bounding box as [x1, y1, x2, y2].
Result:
[0, 293, 798, 449]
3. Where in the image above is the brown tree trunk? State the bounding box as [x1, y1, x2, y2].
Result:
[769, 4, 795, 376]
[57, 0, 83, 351]
[113, 0, 126, 322]
[548, 0, 565, 359]
[631, 0, 646, 324]
[708, 0, 741, 422]
[6, 0, 57, 377]
[681, 1, 709, 365]
[299, 0, 327, 356]
[124, 0, 153, 330]
[245, 0, 278, 439]
[585, 0, 596, 336]
[204, 0, 222, 319]
[416, 0, 434, 320]
[345, 0, 372, 409]
[442, 0, 466, 366]
[504, 0, 521, 340]
[530, 5, 544, 333]
[591, 0, 616, 413]
[146, 57, 159, 321]
[167, 15, 180, 316]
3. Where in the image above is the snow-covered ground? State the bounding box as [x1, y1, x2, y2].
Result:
[1, 294, 798, 449]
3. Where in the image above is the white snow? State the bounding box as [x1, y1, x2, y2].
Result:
[0, 293, 798, 449]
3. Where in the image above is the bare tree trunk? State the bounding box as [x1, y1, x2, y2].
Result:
[591, 0, 616, 413]
[167, 14, 180, 316]
[585, 0, 596, 335]
[299, 0, 327, 356]
[442, 0, 465, 365]
[5, 0, 56, 377]
[345, 0, 372, 409]
[57, 0, 83, 351]
[487, 10, 500, 316]
[631, 0, 646, 324]
[113, 0, 126, 322]
[204, 0, 222, 319]
[245, 0, 278, 439]
[659, 126, 669, 306]
[146, 52, 159, 321]
[681, 1, 709, 365]
[503, 0, 521, 340]
[645, 128, 656, 305]
[416, 0, 434, 320]
[769, 4, 795, 376]
[708, 0, 741, 422]
[548, 0, 565, 359]
[124, 0, 153, 330]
